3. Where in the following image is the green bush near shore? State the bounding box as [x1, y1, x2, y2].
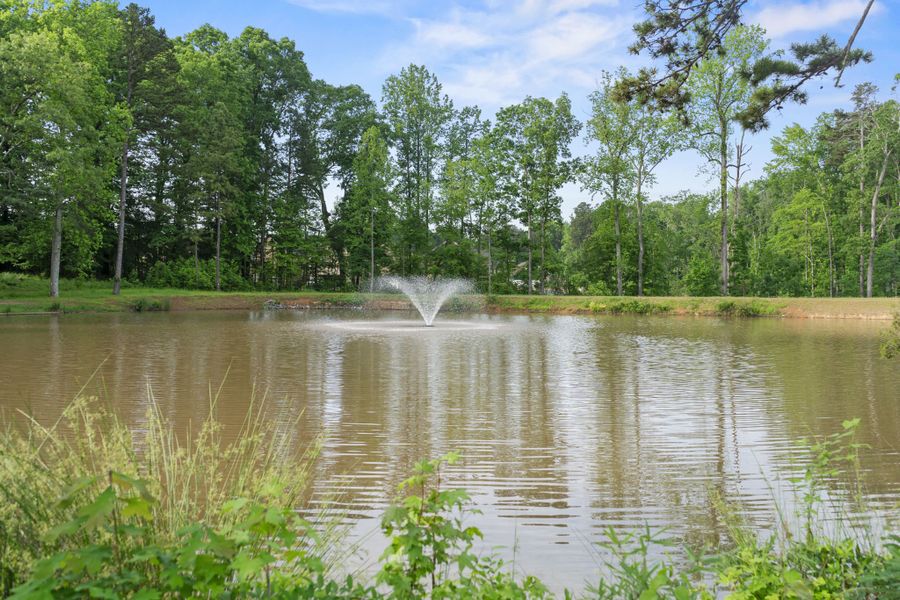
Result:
[0, 396, 897, 598]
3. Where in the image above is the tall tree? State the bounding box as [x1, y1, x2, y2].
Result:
[175, 25, 246, 291]
[338, 126, 393, 288]
[583, 72, 636, 296]
[615, 0, 873, 131]
[382, 64, 452, 275]
[496, 95, 579, 294]
[686, 25, 765, 295]
[0, 1, 125, 297]
[111, 3, 175, 295]
[289, 80, 375, 281]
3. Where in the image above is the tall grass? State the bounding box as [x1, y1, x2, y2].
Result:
[0, 377, 323, 590]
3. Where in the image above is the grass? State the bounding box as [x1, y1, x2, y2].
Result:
[1, 272, 897, 319]
[0, 375, 325, 592]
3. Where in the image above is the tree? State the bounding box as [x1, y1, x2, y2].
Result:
[175, 25, 246, 291]
[496, 95, 579, 294]
[686, 25, 766, 295]
[615, 0, 873, 131]
[338, 126, 393, 289]
[289, 80, 375, 282]
[582, 72, 636, 296]
[382, 65, 453, 275]
[0, 1, 125, 297]
[111, 3, 175, 295]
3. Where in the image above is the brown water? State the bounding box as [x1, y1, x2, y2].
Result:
[2, 310, 899, 590]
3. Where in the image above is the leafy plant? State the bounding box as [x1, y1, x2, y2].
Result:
[9, 473, 363, 599]
[880, 313, 900, 359]
[377, 452, 548, 599]
[130, 297, 170, 312]
[0, 390, 320, 589]
[588, 526, 707, 600]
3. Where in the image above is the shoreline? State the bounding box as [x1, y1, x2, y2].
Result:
[1, 290, 897, 320]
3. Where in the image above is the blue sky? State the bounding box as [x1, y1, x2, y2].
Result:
[142, 0, 899, 217]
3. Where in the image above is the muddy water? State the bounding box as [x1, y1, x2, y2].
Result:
[2, 310, 898, 590]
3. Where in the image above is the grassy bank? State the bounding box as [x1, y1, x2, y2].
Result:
[1, 273, 897, 319]
[1, 394, 897, 598]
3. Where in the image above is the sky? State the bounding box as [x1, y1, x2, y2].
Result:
[140, 0, 899, 217]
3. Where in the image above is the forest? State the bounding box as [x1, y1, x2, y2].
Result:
[0, 0, 897, 299]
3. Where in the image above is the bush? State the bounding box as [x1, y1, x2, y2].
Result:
[715, 300, 775, 317]
[590, 299, 670, 315]
[586, 280, 613, 296]
[130, 298, 170, 312]
[881, 313, 900, 359]
[0, 393, 318, 591]
[144, 258, 249, 291]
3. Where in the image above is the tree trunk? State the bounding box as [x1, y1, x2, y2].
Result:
[527, 210, 533, 295]
[113, 138, 129, 295]
[719, 120, 729, 296]
[369, 203, 375, 292]
[614, 201, 622, 296]
[859, 118, 866, 297]
[487, 229, 493, 295]
[823, 204, 836, 297]
[540, 216, 546, 295]
[215, 194, 222, 292]
[49, 202, 63, 298]
[867, 146, 891, 297]
[636, 174, 644, 297]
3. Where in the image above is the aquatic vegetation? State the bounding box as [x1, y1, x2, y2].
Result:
[1, 400, 897, 598]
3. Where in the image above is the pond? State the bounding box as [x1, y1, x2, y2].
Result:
[2, 310, 898, 590]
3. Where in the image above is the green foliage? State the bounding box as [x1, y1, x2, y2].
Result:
[0, 393, 318, 590]
[880, 314, 900, 359]
[130, 297, 170, 312]
[590, 299, 671, 315]
[855, 535, 900, 598]
[9, 476, 360, 599]
[714, 300, 775, 317]
[1, 429, 897, 599]
[377, 452, 549, 599]
[145, 258, 248, 291]
[589, 526, 707, 600]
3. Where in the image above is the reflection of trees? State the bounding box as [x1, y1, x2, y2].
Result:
[754, 318, 900, 499]
[3, 311, 899, 585]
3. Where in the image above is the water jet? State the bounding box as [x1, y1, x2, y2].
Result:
[376, 276, 473, 326]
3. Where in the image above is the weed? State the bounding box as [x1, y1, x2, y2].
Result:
[715, 300, 777, 317]
[130, 297, 170, 312]
[880, 313, 900, 359]
[590, 299, 671, 315]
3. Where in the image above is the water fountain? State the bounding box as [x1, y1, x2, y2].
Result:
[377, 276, 474, 326]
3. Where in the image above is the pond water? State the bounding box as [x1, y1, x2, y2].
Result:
[2, 310, 899, 590]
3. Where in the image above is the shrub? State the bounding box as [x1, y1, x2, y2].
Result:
[590, 299, 670, 315]
[145, 258, 249, 291]
[0, 392, 318, 590]
[880, 313, 900, 359]
[586, 281, 613, 296]
[130, 297, 170, 312]
[715, 300, 775, 317]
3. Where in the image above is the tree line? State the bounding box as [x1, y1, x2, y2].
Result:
[0, 1, 896, 298]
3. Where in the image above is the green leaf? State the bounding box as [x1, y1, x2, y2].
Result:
[122, 496, 153, 521]
[77, 486, 117, 531]
[56, 475, 99, 510]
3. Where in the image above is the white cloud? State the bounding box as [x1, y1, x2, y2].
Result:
[377, 1, 633, 110]
[752, 0, 880, 38]
[410, 18, 495, 51]
[287, 0, 405, 16]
